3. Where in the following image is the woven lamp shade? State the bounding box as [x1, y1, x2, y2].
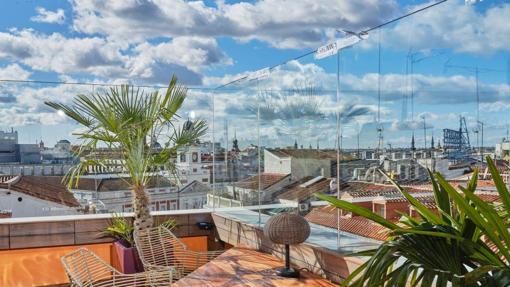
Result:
[264, 213, 310, 245]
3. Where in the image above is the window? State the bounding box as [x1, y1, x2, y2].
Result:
[373, 203, 385, 218]
[192, 152, 198, 162]
[181, 179, 188, 184]
[170, 202, 177, 210]
[180, 153, 186, 162]
[202, 178, 208, 182]
[193, 168, 197, 172]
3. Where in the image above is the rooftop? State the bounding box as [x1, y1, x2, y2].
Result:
[72, 175, 174, 191]
[234, 173, 290, 190]
[0, 175, 79, 207]
[305, 205, 389, 241]
[267, 148, 351, 160]
[277, 176, 332, 202]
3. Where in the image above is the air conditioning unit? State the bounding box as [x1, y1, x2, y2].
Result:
[298, 202, 310, 212]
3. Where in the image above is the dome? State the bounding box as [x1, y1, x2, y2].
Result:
[58, 139, 71, 144]
[183, 119, 193, 132]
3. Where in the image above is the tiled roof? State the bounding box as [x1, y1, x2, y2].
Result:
[477, 192, 501, 202]
[0, 175, 17, 183]
[341, 181, 429, 199]
[235, 173, 290, 190]
[305, 205, 389, 241]
[74, 176, 174, 191]
[179, 180, 211, 194]
[266, 149, 351, 160]
[277, 177, 331, 201]
[0, 176, 79, 207]
[390, 195, 437, 209]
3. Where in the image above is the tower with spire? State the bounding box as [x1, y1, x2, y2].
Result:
[232, 130, 240, 152]
[294, 139, 298, 149]
[431, 136, 435, 150]
[411, 133, 416, 151]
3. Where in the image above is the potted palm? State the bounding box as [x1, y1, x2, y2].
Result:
[101, 213, 140, 273]
[100, 213, 176, 273]
[45, 75, 206, 232]
[317, 156, 510, 286]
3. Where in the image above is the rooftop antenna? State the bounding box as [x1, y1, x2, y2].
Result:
[421, 115, 427, 150]
[376, 29, 384, 152]
[407, 50, 446, 122]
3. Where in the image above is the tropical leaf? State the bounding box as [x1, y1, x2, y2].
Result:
[318, 162, 510, 286]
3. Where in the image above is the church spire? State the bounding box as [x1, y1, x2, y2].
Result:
[431, 136, 435, 150]
[294, 139, 298, 149]
[232, 129, 240, 152]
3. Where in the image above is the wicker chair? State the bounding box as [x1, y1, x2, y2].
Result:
[61, 247, 173, 286]
[134, 225, 224, 281]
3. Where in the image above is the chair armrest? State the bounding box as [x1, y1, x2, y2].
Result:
[111, 269, 173, 286]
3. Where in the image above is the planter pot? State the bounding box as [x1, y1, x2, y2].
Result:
[113, 240, 144, 274]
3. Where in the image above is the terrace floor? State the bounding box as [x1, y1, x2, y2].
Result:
[174, 247, 336, 287]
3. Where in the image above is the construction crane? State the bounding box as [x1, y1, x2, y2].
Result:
[404, 50, 446, 122]
[401, 49, 445, 152]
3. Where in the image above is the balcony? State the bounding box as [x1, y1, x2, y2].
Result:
[0, 207, 369, 286]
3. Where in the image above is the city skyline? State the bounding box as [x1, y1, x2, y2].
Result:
[0, 0, 509, 147]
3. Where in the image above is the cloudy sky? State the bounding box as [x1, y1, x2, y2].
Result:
[0, 0, 509, 150]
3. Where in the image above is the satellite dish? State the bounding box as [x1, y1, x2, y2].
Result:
[329, 179, 337, 193]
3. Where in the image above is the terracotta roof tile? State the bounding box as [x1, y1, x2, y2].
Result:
[277, 177, 331, 201]
[235, 173, 290, 190]
[341, 181, 429, 199]
[305, 205, 389, 241]
[0, 176, 79, 207]
[74, 176, 174, 191]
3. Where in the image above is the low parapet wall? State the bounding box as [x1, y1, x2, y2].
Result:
[212, 211, 367, 284]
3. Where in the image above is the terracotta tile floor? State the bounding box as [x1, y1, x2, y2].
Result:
[174, 247, 336, 287]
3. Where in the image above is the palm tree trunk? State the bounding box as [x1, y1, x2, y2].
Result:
[133, 185, 153, 231]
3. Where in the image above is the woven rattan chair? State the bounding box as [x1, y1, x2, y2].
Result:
[61, 247, 173, 287]
[134, 225, 223, 281]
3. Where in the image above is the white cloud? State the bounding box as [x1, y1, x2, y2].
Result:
[130, 37, 232, 85]
[0, 64, 31, 80]
[31, 7, 66, 24]
[206, 61, 510, 111]
[70, 0, 399, 49]
[378, 0, 510, 54]
[0, 30, 229, 85]
[0, 29, 126, 77]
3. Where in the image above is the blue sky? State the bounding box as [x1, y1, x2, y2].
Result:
[0, 0, 509, 150]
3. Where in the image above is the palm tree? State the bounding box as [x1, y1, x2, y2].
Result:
[46, 76, 207, 231]
[316, 157, 510, 286]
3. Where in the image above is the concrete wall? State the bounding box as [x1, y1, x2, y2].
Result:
[0, 212, 222, 251]
[264, 150, 291, 174]
[291, 158, 331, 180]
[0, 212, 221, 286]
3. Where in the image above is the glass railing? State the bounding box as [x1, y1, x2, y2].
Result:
[0, 2, 509, 255]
